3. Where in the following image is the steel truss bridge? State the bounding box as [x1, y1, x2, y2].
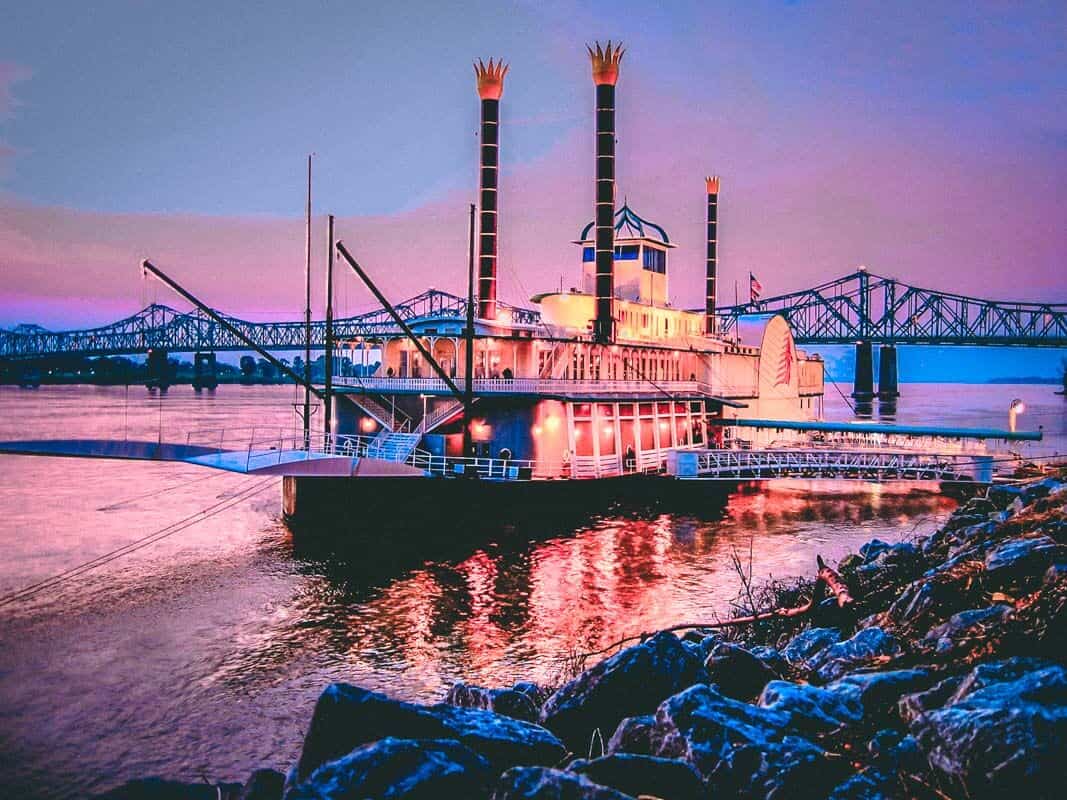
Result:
[716, 269, 1067, 346]
[1, 270, 1065, 360]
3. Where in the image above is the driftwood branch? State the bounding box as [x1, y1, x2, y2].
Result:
[576, 556, 854, 662]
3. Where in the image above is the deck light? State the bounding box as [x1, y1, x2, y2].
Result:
[1008, 398, 1025, 433]
[545, 415, 561, 432]
[360, 417, 377, 433]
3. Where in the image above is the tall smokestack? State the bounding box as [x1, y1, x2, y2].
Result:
[474, 58, 508, 321]
[588, 41, 624, 343]
[705, 176, 720, 335]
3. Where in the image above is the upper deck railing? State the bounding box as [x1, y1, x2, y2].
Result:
[333, 376, 760, 399]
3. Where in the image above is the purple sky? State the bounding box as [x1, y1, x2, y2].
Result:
[0, 1, 1064, 332]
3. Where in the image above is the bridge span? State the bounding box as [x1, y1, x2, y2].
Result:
[2, 270, 1064, 404]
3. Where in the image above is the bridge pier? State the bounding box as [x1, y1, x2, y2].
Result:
[145, 348, 173, 391]
[851, 341, 874, 417]
[878, 344, 899, 416]
[191, 351, 218, 391]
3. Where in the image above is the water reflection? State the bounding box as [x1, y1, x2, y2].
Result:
[254, 484, 955, 700]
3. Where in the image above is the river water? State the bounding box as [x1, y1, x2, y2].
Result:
[0, 383, 1062, 798]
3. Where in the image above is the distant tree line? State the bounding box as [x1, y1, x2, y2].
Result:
[0, 354, 380, 386]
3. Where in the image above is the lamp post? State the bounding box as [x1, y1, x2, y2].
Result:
[1008, 398, 1025, 433]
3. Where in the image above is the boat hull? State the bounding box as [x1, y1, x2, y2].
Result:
[282, 473, 733, 536]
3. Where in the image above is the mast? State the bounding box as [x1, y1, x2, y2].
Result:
[303, 154, 313, 448]
[464, 203, 476, 458]
[324, 213, 335, 448]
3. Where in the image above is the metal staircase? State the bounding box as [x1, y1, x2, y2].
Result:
[417, 400, 465, 434]
[368, 430, 423, 462]
[347, 392, 413, 432]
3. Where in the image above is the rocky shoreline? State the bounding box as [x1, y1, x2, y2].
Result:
[101, 473, 1066, 799]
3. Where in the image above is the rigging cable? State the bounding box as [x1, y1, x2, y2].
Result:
[0, 477, 274, 608]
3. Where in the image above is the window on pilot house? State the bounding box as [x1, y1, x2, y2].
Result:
[643, 247, 665, 273]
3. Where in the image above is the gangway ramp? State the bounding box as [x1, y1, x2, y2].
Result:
[667, 448, 1000, 484]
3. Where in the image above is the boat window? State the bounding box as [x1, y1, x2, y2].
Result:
[582, 247, 594, 262]
[615, 244, 639, 260]
[643, 247, 666, 273]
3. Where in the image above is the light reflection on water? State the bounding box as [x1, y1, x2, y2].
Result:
[0, 383, 1058, 798]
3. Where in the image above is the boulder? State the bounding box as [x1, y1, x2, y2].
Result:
[859, 539, 892, 562]
[284, 737, 491, 800]
[649, 684, 847, 796]
[825, 669, 936, 724]
[238, 770, 285, 800]
[95, 779, 240, 800]
[491, 767, 634, 799]
[986, 484, 1023, 510]
[758, 680, 863, 733]
[984, 535, 1064, 589]
[567, 753, 704, 800]
[290, 684, 565, 786]
[884, 565, 985, 630]
[910, 658, 1067, 798]
[918, 604, 1014, 659]
[703, 642, 779, 699]
[898, 676, 964, 723]
[538, 632, 705, 752]
[780, 627, 841, 668]
[806, 627, 904, 682]
[446, 681, 540, 722]
[604, 715, 655, 756]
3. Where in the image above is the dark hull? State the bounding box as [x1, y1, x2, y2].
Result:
[283, 474, 733, 538]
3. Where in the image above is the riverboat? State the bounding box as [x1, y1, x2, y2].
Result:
[284, 43, 826, 525]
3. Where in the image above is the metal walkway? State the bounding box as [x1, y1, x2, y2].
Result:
[667, 448, 1001, 483]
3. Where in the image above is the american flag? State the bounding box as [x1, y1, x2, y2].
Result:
[749, 272, 763, 304]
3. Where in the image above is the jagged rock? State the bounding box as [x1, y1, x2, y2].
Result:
[825, 669, 936, 723]
[806, 627, 904, 682]
[898, 675, 965, 723]
[513, 681, 551, 708]
[447, 681, 540, 722]
[96, 779, 241, 800]
[987, 484, 1024, 510]
[703, 642, 779, 699]
[859, 540, 892, 562]
[538, 632, 705, 752]
[604, 715, 655, 756]
[962, 496, 997, 516]
[1021, 478, 1063, 505]
[910, 658, 1067, 798]
[491, 766, 634, 799]
[758, 680, 863, 733]
[884, 559, 986, 630]
[290, 684, 565, 786]
[649, 684, 847, 796]
[239, 769, 285, 800]
[566, 753, 704, 800]
[780, 627, 841, 668]
[748, 645, 787, 673]
[984, 535, 1064, 589]
[285, 737, 491, 800]
[918, 604, 1014, 659]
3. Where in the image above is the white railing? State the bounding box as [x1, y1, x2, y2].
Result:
[335, 376, 757, 398]
[185, 427, 425, 472]
[674, 448, 996, 482]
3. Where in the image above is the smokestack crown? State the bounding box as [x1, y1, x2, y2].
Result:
[474, 58, 509, 100]
[706, 175, 721, 194]
[588, 40, 624, 85]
